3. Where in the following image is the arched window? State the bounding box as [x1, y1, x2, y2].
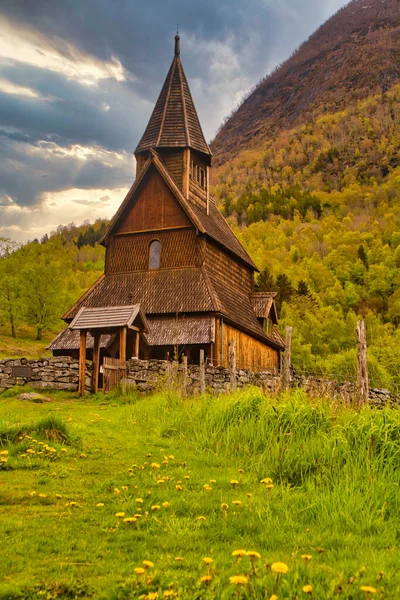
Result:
[149, 240, 161, 269]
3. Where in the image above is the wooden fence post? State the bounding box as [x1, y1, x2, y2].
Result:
[356, 319, 369, 404]
[229, 339, 236, 393]
[282, 326, 293, 392]
[182, 355, 188, 396]
[199, 350, 206, 395]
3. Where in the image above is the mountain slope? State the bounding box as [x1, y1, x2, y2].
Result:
[211, 0, 400, 167]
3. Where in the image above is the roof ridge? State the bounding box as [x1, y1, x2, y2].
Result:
[156, 57, 176, 147]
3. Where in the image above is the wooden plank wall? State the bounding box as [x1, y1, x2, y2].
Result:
[205, 241, 254, 295]
[217, 320, 279, 373]
[116, 168, 190, 234]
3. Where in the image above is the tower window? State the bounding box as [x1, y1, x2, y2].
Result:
[149, 240, 161, 269]
[190, 160, 206, 189]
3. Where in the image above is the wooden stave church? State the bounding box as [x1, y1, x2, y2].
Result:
[49, 35, 285, 372]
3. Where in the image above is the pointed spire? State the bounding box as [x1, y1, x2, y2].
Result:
[135, 34, 212, 161]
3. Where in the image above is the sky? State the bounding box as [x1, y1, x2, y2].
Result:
[0, 0, 348, 243]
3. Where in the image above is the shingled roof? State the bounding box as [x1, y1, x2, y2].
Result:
[135, 35, 211, 159]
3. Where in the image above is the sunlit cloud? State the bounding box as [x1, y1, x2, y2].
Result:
[0, 76, 40, 98]
[0, 15, 127, 86]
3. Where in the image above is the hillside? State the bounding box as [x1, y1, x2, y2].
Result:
[211, 0, 400, 166]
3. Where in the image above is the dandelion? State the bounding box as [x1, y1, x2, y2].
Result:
[260, 477, 272, 484]
[29, 491, 36, 496]
[202, 557, 214, 565]
[302, 585, 313, 593]
[123, 517, 137, 523]
[146, 593, 158, 599]
[38, 493, 47, 498]
[157, 480, 165, 485]
[1, 457, 8, 463]
[115, 512, 125, 518]
[183, 475, 190, 480]
[61, 448, 67, 453]
[96, 502, 104, 507]
[238, 468, 244, 474]
[200, 575, 212, 584]
[221, 503, 229, 510]
[232, 500, 241, 506]
[247, 493, 252, 498]
[151, 463, 160, 469]
[229, 575, 248, 585]
[114, 488, 120, 495]
[169, 455, 174, 460]
[136, 498, 144, 503]
[56, 494, 62, 499]
[301, 555, 312, 562]
[175, 557, 184, 561]
[151, 505, 161, 511]
[232, 549, 247, 563]
[163, 592, 175, 598]
[135, 567, 145, 576]
[121, 486, 128, 491]
[79, 453, 86, 458]
[247, 551, 261, 559]
[230, 480, 239, 486]
[143, 560, 154, 569]
[270, 596, 278, 600]
[176, 485, 183, 491]
[197, 516, 207, 521]
[360, 586, 377, 595]
[162, 501, 170, 508]
[0, 450, 9, 455]
[271, 563, 289, 574]
[203, 484, 212, 491]
[210, 479, 216, 484]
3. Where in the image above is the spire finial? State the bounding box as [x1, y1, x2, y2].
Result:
[174, 29, 180, 56]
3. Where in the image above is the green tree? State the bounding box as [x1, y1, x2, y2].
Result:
[256, 266, 275, 291]
[0, 239, 22, 337]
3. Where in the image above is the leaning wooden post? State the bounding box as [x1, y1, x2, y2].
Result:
[282, 326, 293, 392]
[199, 350, 206, 395]
[229, 339, 236, 393]
[182, 355, 188, 397]
[356, 319, 369, 404]
[91, 333, 100, 394]
[79, 330, 87, 396]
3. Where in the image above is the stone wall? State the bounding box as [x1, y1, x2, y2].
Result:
[0, 356, 398, 408]
[0, 357, 93, 393]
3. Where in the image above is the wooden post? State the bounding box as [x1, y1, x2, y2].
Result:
[79, 330, 87, 396]
[214, 318, 220, 366]
[357, 319, 369, 404]
[199, 349, 206, 395]
[91, 333, 100, 394]
[229, 339, 236, 393]
[182, 355, 188, 396]
[282, 326, 292, 392]
[133, 331, 140, 358]
[119, 327, 127, 394]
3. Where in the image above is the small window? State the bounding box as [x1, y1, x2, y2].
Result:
[149, 240, 161, 269]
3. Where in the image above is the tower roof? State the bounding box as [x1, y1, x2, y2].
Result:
[135, 35, 212, 159]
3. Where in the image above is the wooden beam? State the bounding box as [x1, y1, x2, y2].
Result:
[91, 333, 100, 394]
[182, 149, 190, 198]
[357, 320, 369, 404]
[214, 318, 220, 366]
[79, 330, 87, 396]
[282, 326, 292, 392]
[119, 327, 127, 364]
[133, 331, 140, 358]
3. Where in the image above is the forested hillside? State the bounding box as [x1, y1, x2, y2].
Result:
[211, 0, 400, 166]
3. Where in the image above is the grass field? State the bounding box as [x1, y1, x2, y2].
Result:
[1, 387, 400, 599]
[0, 325, 53, 360]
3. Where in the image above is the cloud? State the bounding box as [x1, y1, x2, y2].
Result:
[0, 0, 349, 241]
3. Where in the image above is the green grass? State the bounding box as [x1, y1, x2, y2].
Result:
[0, 324, 53, 359]
[0, 387, 399, 599]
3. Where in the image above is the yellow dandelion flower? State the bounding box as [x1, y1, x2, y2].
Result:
[202, 557, 214, 565]
[232, 549, 247, 558]
[163, 592, 175, 598]
[61, 448, 67, 453]
[115, 512, 125, 518]
[229, 575, 248, 585]
[151, 462, 160, 469]
[96, 502, 104, 507]
[38, 493, 47, 498]
[360, 586, 377, 594]
[238, 468, 244, 474]
[301, 554, 312, 562]
[210, 479, 216, 484]
[247, 493, 252, 498]
[183, 475, 190, 479]
[162, 501, 170, 508]
[29, 491, 36, 496]
[203, 484, 212, 491]
[230, 480, 239, 486]
[1, 457, 8, 463]
[147, 593, 158, 600]
[134, 514, 142, 518]
[200, 575, 212, 584]
[121, 486, 128, 491]
[79, 453, 86, 458]
[270, 596, 278, 600]
[143, 560, 154, 568]
[135, 567, 145, 575]
[260, 477, 272, 484]
[123, 517, 137, 523]
[271, 562, 289, 574]
[157, 480, 165, 485]
[0, 450, 9, 455]
[151, 505, 161, 511]
[176, 484, 183, 491]
[175, 556, 184, 561]
[168, 455, 174, 460]
[266, 483, 274, 490]
[136, 498, 144, 503]
[56, 494, 62, 499]
[247, 551, 261, 559]
[232, 500, 241, 506]
[221, 503, 229, 510]
[197, 516, 207, 521]
[113, 488, 120, 495]
[302, 585, 313, 593]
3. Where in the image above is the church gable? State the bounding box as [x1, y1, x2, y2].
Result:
[116, 166, 191, 235]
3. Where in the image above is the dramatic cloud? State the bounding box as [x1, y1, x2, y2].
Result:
[0, 0, 349, 241]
